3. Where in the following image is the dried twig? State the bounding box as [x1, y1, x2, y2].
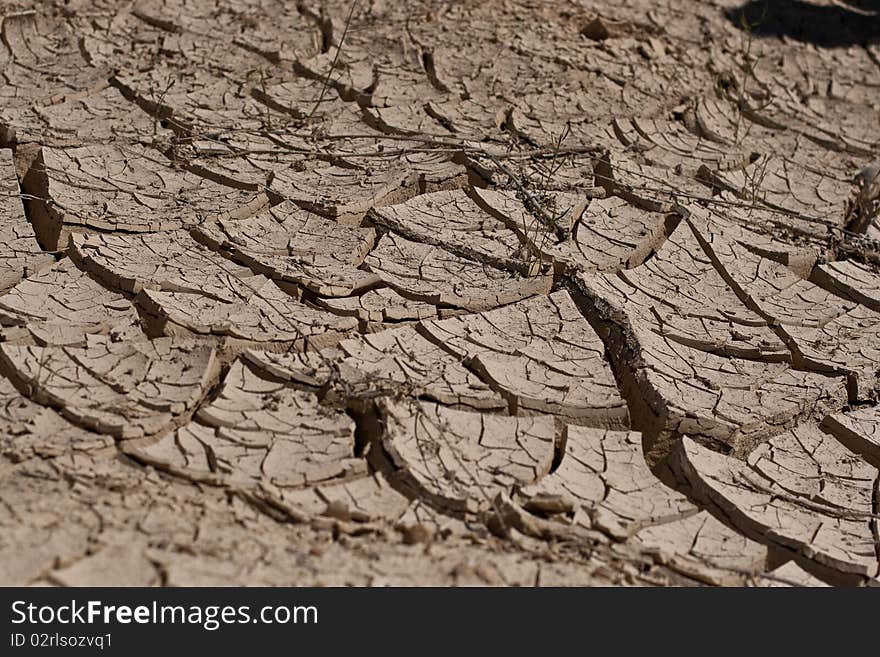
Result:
[305, 0, 360, 122]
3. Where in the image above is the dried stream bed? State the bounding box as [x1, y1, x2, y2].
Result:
[0, 0, 879, 586]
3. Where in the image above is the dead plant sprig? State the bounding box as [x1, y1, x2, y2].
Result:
[305, 0, 360, 122]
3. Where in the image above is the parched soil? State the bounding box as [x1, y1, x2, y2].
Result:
[1, 0, 879, 586]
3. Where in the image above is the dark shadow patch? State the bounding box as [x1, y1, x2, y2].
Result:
[726, 0, 880, 47]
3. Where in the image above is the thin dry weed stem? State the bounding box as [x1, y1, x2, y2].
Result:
[305, 0, 360, 123]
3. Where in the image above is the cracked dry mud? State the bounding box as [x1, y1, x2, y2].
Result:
[1, 0, 879, 587]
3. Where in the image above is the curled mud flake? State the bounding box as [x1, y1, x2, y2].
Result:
[0, 258, 143, 345]
[111, 66, 295, 131]
[196, 203, 376, 266]
[2, 0, 880, 587]
[613, 117, 756, 173]
[0, 150, 54, 292]
[0, 11, 105, 144]
[688, 92, 875, 162]
[693, 219, 880, 399]
[129, 359, 362, 488]
[264, 472, 449, 533]
[70, 231, 259, 298]
[193, 203, 378, 297]
[639, 324, 839, 448]
[475, 188, 677, 274]
[580, 269, 848, 448]
[368, 189, 526, 272]
[422, 93, 510, 141]
[780, 306, 880, 402]
[633, 509, 769, 585]
[398, 150, 470, 194]
[421, 290, 628, 425]
[24, 85, 170, 147]
[316, 287, 438, 323]
[0, 336, 220, 439]
[380, 399, 556, 515]
[121, 0, 320, 71]
[364, 101, 447, 137]
[18, 143, 269, 250]
[334, 326, 506, 410]
[821, 406, 880, 469]
[700, 153, 851, 224]
[279, 473, 407, 522]
[249, 77, 368, 127]
[365, 232, 552, 312]
[174, 0, 320, 61]
[812, 260, 880, 314]
[274, 152, 467, 222]
[136, 280, 356, 348]
[0, 451, 439, 587]
[293, 45, 376, 103]
[0, 373, 113, 462]
[583, 219, 787, 360]
[270, 161, 411, 223]
[74, 9, 162, 70]
[507, 426, 768, 585]
[686, 204, 821, 277]
[505, 93, 617, 150]
[517, 428, 687, 536]
[245, 325, 505, 411]
[243, 348, 339, 388]
[593, 150, 709, 213]
[674, 426, 880, 584]
[736, 87, 879, 157]
[110, 69, 322, 192]
[691, 219, 855, 327]
[690, 96, 744, 147]
[70, 231, 356, 348]
[755, 561, 829, 588]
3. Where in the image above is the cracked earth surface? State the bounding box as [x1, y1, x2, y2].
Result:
[0, 0, 879, 586]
